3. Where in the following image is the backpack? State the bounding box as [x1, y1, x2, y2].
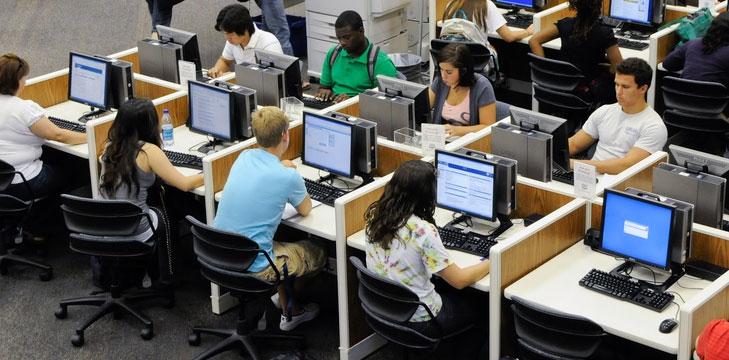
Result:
[328, 44, 380, 86]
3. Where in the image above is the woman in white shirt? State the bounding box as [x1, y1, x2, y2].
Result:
[0, 54, 87, 200]
[442, 0, 534, 43]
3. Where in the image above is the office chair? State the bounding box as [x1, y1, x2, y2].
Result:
[430, 38, 500, 83]
[510, 296, 611, 360]
[349, 256, 473, 358]
[54, 194, 172, 347]
[661, 76, 729, 156]
[0, 159, 53, 281]
[528, 53, 594, 134]
[186, 216, 304, 360]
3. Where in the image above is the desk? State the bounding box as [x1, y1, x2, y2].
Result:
[43, 101, 110, 159]
[504, 242, 711, 354]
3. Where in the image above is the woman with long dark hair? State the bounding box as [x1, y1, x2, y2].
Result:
[364, 160, 490, 359]
[663, 12, 729, 91]
[529, 0, 622, 103]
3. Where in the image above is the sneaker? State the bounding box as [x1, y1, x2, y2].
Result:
[271, 292, 281, 310]
[279, 303, 319, 331]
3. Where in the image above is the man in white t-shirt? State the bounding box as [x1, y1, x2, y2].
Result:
[569, 58, 667, 175]
[207, 4, 283, 78]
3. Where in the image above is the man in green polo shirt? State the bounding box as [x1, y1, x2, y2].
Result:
[315, 10, 398, 103]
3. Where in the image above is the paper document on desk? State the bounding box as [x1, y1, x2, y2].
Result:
[283, 200, 322, 220]
[421, 124, 446, 157]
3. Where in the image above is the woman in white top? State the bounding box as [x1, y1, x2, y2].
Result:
[0, 54, 87, 200]
[442, 0, 534, 43]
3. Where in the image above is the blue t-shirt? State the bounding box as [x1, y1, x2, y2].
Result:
[214, 149, 308, 272]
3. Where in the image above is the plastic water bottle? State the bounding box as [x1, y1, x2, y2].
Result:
[161, 109, 174, 148]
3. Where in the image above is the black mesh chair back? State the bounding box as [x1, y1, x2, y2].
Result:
[528, 53, 586, 92]
[187, 215, 279, 295]
[0, 160, 32, 228]
[431, 38, 494, 75]
[350, 256, 455, 351]
[661, 76, 729, 133]
[511, 296, 607, 360]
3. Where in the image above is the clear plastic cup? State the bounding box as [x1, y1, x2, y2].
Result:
[281, 97, 304, 122]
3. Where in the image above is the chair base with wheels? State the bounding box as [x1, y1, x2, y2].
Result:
[0, 250, 52, 281]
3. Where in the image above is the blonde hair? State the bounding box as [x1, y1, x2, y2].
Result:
[251, 106, 289, 148]
[442, 0, 489, 32]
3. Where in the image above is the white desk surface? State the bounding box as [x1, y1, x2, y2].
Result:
[504, 242, 712, 354]
[167, 126, 212, 196]
[43, 101, 104, 159]
[348, 207, 526, 292]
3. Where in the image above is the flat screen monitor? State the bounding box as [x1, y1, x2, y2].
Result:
[609, 0, 655, 26]
[68, 52, 111, 110]
[376, 75, 431, 128]
[254, 49, 302, 100]
[436, 150, 497, 222]
[599, 189, 675, 270]
[509, 107, 570, 171]
[156, 25, 202, 72]
[188, 80, 234, 141]
[669, 145, 729, 177]
[494, 0, 536, 10]
[302, 112, 354, 178]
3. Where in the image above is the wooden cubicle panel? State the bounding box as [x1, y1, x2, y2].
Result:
[373, 146, 422, 177]
[591, 202, 603, 228]
[343, 186, 387, 237]
[336, 101, 360, 118]
[154, 95, 188, 128]
[464, 133, 493, 154]
[656, 31, 679, 65]
[690, 286, 729, 355]
[20, 74, 69, 108]
[513, 183, 575, 219]
[118, 52, 140, 74]
[210, 147, 248, 193]
[282, 124, 303, 160]
[500, 205, 586, 289]
[540, 6, 576, 30]
[135, 79, 178, 100]
[93, 120, 114, 159]
[611, 154, 667, 193]
[690, 232, 729, 268]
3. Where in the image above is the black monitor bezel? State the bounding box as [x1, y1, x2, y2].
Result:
[493, 0, 537, 11]
[509, 107, 570, 171]
[598, 189, 676, 270]
[254, 49, 303, 101]
[608, 0, 655, 27]
[68, 51, 112, 110]
[435, 149, 499, 222]
[302, 111, 355, 179]
[156, 25, 202, 71]
[187, 80, 235, 142]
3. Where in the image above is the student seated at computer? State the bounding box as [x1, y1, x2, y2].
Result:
[568, 58, 667, 175]
[663, 12, 729, 94]
[441, 0, 534, 43]
[529, 0, 623, 104]
[694, 319, 729, 360]
[0, 53, 87, 201]
[207, 4, 283, 78]
[365, 160, 490, 359]
[214, 107, 326, 331]
[99, 98, 203, 287]
[314, 11, 398, 103]
[429, 43, 497, 137]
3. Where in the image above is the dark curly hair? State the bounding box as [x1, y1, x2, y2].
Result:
[569, 0, 603, 42]
[702, 12, 729, 55]
[365, 161, 437, 250]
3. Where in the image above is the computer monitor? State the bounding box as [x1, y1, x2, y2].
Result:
[156, 25, 202, 72]
[68, 52, 111, 111]
[376, 75, 431, 129]
[188, 80, 235, 143]
[302, 112, 354, 178]
[255, 49, 302, 101]
[599, 189, 676, 270]
[509, 107, 570, 172]
[436, 150, 497, 222]
[670, 145, 729, 177]
[235, 49, 302, 107]
[609, 0, 664, 27]
[493, 0, 537, 10]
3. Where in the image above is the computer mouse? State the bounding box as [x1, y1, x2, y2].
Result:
[659, 319, 678, 333]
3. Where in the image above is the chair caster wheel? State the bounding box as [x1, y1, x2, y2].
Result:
[141, 327, 154, 340]
[71, 332, 84, 347]
[39, 269, 52, 281]
[188, 333, 201, 346]
[54, 307, 67, 319]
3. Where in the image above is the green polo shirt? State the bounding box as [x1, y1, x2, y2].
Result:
[319, 40, 398, 96]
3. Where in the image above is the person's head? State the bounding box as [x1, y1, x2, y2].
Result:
[702, 12, 729, 55]
[334, 11, 366, 54]
[100, 98, 161, 197]
[437, 43, 476, 88]
[251, 106, 290, 151]
[615, 58, 652, 108]
[365, 160, 437, 249]
[442, 0, 489, 31]
[215, 4, 256, 46]
[568, 0, 602, 41]
[0, 53, 30, 96]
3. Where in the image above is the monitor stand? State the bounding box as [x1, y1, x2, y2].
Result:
[196, 139, 225, 154]
[614, 22, 655, 40]
[78, 106, 109, 123]
[445, 213, 513, 241]
[317, 173, 374, 190]
[608, 261, 685, 293]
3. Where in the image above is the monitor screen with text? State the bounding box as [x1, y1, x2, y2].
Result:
[302, 112, 353, 178]
[189, 81, 232, 140]
[436, 151, 496, 221]
[69, 53, 109, 109]
[610, 0, 652, 25]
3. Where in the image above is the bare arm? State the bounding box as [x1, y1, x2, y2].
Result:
[428, 88, 436, 109]
[30, 116, 87, 145]
[496, 23, 534, 43]
[529, 23, 559, 57]
[143, 144, 204, 191]
[568, 130, 596, 156]
[573, 147, 651, 175]
[295, 195, 313, 216]
[606, 45, 623, 73]
[438, 260, 491, 289]
[444, 102, 496, 136]
[207, 57, 234, 78]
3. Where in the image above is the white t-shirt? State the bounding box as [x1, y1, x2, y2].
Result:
[0, 95, 45, 183]
[483, 1, 508, 35]
[221, 24, 283, 65]
[582, 103, 667, 162]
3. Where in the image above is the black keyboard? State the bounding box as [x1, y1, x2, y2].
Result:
[579, 269, 674, 312]
[438, 226, 497, 258]
[304, 178, 346, 206]
[504, 14, 533, 29]
[163, 150, 203, 170]
[302, 97, 335, 110]
[49, 116, 86, 133]
[552, 169, 575, 185]
[616, 38, 649, 50]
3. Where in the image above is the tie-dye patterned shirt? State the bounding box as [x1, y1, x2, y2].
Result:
[366, 215, 453, 322]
